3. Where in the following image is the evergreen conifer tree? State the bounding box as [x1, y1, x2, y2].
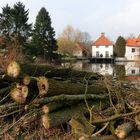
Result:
[115, 36, 126, 57]
[31, 7, 58, 61]
[0, 1, 32, 46]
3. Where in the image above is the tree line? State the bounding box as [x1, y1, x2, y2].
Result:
[0, 1, 126, 63]
[0, 1, 58, 62]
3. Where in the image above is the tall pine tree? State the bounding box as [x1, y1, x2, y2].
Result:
[11, 1, 32, 45]
[31, 7, 58, 61]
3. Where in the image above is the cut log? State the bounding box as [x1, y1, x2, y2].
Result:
[37, 76, 49, 96]
[69, 113, 95, 138]
[42, 101, 109, 129]
[0, 86, 13, 97]
[115, 122, 134, 139]
[20, 63, 102, 80]
[42, 99, 108, 114]
[7, 61, 20, 78]
[42, 101, 77, 113]
[10, 85, 28, 104]
[0, 102, 23, 114]
[33, 94, 108, 105]
[38, 77, 107, 96]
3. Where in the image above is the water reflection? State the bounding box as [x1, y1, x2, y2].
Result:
[62, 61, 140, 77]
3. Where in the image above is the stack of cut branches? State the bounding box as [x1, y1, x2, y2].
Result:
[0, 61, 140, 140]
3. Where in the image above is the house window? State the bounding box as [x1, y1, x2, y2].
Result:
[105, 51, 109, 58]
[105, 46, 109, 48]
[96, 46, 99, 48]
[131, 69, 135, 74]
[96, 51, 99, 57]
[132, 48, 135, 52]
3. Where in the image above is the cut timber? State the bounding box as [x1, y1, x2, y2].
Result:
[46, 79, 107, 97]
[0, 86, 13, 97]
[42, 101, 75, 113]
[69, 113, 95, 138]
[34, 94, 108, 105]
[42, 106, 81, 129]
[37, 76, 49, 96]
[20, 63, 102, 80]
[23, 75, 31, 85]
[10, 85, 28, 104]
[42, 99, 109, 114]
[42, 101, 109, 129]
[7, 61, 20, 78]
[115, 122, 134, 139]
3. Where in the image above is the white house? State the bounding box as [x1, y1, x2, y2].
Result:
[125, 36, 140, 61]
[92, 33, 113, 58]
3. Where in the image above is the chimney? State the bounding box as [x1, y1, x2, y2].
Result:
[101, 32, 105, 35]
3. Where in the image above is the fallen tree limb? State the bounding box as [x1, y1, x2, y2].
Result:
[45, 78, 107, 96]
[92, 109, 140, 124]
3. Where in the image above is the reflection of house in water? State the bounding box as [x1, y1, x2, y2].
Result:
[125, 62, 140, 76]
[72, 62, 114, 75]
[91, 63, 114, 75]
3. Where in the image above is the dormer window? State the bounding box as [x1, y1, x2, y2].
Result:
[96, 46, 99, 48]
[105, 46, 109, 48]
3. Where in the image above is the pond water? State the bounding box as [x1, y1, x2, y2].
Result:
[62, 61, 140, 80]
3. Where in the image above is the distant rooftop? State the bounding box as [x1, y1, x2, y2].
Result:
[126, 35, 140, 47]
[93, 33, 113, 46]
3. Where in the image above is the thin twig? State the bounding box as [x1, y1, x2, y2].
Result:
[91, 122, 109, 137]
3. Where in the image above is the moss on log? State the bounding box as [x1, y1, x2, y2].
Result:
[42, 101, 109, 129]
[20, 63, 102, 80]
[46, 79, 107, 97]
[33, 94, 108, 105]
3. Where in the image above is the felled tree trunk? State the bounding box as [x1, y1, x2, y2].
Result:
[42, 101, 78, 113]
[20, 63, 102, 80]
[42, 101, 109, 129]
[69, 113, 95, 138]
[10, 85, 28, 104]
[41, 78, 107, 97]
[33, 94, 108, 105]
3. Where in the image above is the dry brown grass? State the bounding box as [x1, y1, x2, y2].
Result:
[0, 38, 24, 71]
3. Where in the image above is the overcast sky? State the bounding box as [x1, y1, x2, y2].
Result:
[0, 0, 140, 41]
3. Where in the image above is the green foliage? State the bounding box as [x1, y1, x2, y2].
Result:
[0, 1, 32, 46]
[31, 7, 58, 61]
[115, 36, 126, 57]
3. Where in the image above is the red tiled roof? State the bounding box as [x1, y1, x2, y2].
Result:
[126, 37, 140, 47]
[136, 35, 140, 42]
[75, 42, 91, 53]
[93, 33, 113, 46]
